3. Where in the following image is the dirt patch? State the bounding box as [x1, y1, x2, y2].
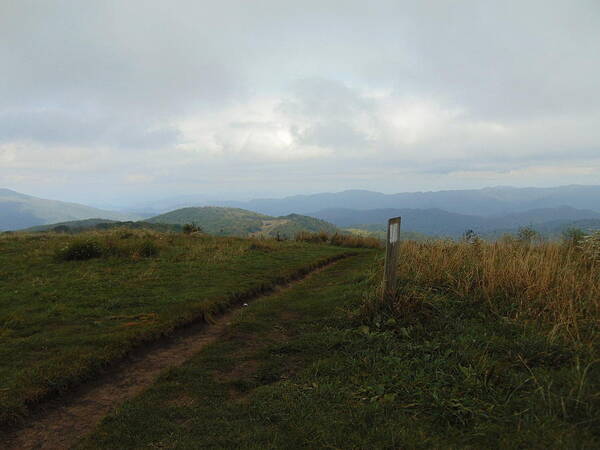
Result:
[3, 254, 352, 450]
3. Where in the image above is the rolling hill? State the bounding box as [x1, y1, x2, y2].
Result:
[0, 189, 139, 231]
[147, 207, 338, 238]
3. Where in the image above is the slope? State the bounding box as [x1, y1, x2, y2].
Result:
[0, 189, 139, 231]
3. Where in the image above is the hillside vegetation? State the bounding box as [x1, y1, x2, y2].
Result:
[147, 206, 339, 238]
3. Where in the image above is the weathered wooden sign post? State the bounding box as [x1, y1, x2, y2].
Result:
[382, 217, 401, 300]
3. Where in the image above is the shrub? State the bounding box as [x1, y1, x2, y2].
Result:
[462, 229, 480, 244]
[562, 227, 585, 248]
[517, 226, 541, 245]
[183, 223, 202, 234]
[248, 240, 276, 252]
[56, 239, 103, 261]
[135, 240, 159, 257]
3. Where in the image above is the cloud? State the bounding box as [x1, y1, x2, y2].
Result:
[0, 109, 180, 149]
[0, 0, 599, 203]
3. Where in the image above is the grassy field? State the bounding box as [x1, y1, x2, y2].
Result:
[0, 230, 353, 427]
[78, 250, 599, 448]
[4, 232, 599, 447]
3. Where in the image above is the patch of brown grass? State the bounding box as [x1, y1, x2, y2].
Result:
[392, 240, 600, 347]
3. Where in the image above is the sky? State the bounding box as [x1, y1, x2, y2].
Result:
[1, 0, 599, 207]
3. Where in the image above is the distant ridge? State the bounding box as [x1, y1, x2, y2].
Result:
[0, 189, 139, 231]
[210, 185, 600, 216]
[310, 206, 600, 238]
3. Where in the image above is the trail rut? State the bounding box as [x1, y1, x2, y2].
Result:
[4, 254, 352, 450]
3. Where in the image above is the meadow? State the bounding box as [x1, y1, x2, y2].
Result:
[4, 229, 600, 447]
[79, 240, 600, 448]
[0, 230, 354, 426]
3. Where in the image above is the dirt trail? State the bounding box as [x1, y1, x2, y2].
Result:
[4, 255, 352, 450]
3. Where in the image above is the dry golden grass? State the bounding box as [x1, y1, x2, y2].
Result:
[394, 240, 600, 347]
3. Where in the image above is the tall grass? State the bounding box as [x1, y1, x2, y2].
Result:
[384, 240, 600, 348]
[295, 231, 382, 249]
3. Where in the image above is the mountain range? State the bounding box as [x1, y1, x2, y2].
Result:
[2, 185, 599, 238]
[310, 206, 600, 238]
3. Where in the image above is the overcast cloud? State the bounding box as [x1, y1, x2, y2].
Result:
[1, 0, 599, 205]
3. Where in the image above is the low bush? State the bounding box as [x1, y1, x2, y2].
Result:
[183, 223, 203, 234]
[56, 239, 103, 261]
[562, 227, 586, 248]
[55, 231, 161, 261]
[135, 240, 160, 257]
[248, 239, 276, 252]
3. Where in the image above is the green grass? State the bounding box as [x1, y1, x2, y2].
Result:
[78, 252, 599, 449]
[0, 230, 353, 427]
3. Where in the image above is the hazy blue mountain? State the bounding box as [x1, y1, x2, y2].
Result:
[310, 206, 600, 238]
[212, 185, 600, 216]
[0, 189, 140, 231]
[487, 206, 600, 229]
[311, 208, 487, 237]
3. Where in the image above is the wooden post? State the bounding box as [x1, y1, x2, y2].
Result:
[382, 217, 401, 300]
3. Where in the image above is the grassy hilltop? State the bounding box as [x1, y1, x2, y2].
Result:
[3, 229, 599, 447]
[79, 237, 600, 449]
